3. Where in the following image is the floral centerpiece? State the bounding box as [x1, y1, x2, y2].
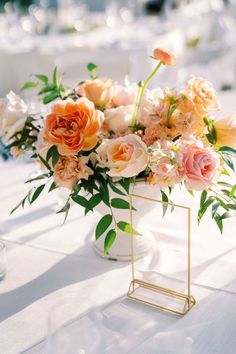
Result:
[1, 48, 236, 254]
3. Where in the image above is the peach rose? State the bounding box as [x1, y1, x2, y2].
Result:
[96, 134, 148, 177]
[153, 48, 176, 66]
[215, 113, 236, 148]
[54, 155, 93, 189]
[44, 97, 104, 156]
[82, 78, 114, 108]
[104, 104, 134, 134]
[186, 77, 220, 114]
[182, 138, 220, 191]
[112, 84, 137, 107]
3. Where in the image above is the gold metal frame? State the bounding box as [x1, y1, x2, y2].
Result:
[127, 194, 196, 316]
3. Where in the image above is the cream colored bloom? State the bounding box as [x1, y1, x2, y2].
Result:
[0, 91, 28, 144]
[96, 134, 148, 178]
[104, 104, 134, 134]
[215, 114, 236, 148]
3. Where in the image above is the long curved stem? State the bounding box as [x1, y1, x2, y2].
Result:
[131, 61, 162, 127]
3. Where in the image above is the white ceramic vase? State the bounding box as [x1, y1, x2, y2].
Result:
[94, 182, 160, 261]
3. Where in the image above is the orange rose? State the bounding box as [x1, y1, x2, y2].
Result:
[54, 155, 93, 189]
[44, 98, 104, 156]
[82, 78, 114, 108]
[153, 48, 176, 66]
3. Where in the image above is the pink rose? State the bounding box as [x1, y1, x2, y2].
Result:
[182, 139, 220, 191]
[96, 134, 148, 178]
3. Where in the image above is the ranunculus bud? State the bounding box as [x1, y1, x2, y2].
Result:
[153, 48, 176, 66]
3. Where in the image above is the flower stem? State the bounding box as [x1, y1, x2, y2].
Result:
[131, 61, 162, 127]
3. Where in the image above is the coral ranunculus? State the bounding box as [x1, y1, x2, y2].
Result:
[153, 48, 176, 66]
[44, 97, 104, 156]
[215, 114, 236, 148]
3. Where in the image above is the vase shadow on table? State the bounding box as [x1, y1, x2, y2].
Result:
[0, 238, 129, 323]
[20, 275, 236, 354]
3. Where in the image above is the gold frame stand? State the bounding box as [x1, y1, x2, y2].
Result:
[127, 194, 196, 316]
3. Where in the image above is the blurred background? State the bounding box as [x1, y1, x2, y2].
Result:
[0, 0, 236, 96]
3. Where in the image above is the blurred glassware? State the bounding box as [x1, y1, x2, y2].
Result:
[0, 241, 6, 280]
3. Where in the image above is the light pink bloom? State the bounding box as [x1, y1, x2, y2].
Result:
[112, 84, 137, 107]
[182, 137, 220, 191]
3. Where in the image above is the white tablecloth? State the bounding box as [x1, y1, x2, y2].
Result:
[1, 92, 236, 354]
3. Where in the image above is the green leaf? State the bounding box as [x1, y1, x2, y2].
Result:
[71, 195, 92, 211]
[214, 213, 223, 234]
[87, 63, 98, 72]
[225, 203, 236, 210]
[200, 190, 207, 208]
[119, 178, 130, 194]
[87, 63, 98, 79]
[56, 199, 70, 223]
[46, 145, 57, 162]
[38, 153, 52, 171]
[38, 84, 57, 95]
[43, 92, 60, 104]
[212, 202, 220, 218]
[198, 196, 215, 223]
[104, 229, 116, 254]
[161, 190, 169, 218]
[100, 184, 110, 207]
[117, 221, 141, 235]
[21, 81, 38, 90]
[30, 184, 45, 204]
[25, 173, 49, 184]
[52, 67, 57, 87]
[52, 151, 60, 167]
[109, 182, 126, 196]
[35, 74, 48, 84]
[49, 181, 57, 192]
[95, 214, 113, 240]
[221, 154, 235, 172]
[111, 198, 132, 210]
[219, 146, 236, 157]
[85, 194, 101, 215]
[230, 184, 236, 198]
[10, 194, 28, 215]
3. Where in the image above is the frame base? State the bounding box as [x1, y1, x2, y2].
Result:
[127, 279, 196, 316]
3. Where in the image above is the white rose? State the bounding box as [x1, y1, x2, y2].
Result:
[0, 91, 28, 144]
[104, 104, 134, 134]
[96, 134, 148, 178]
[112, 84, 137, 107]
